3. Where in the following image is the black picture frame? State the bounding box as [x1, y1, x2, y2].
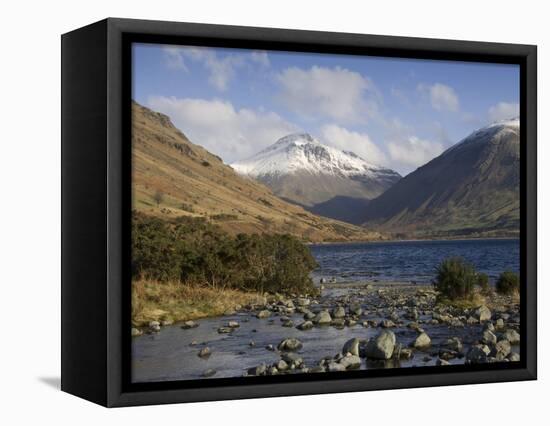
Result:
[61, 17, 537, 407]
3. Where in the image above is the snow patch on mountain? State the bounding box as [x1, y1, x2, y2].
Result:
[444, 117, 520, 155]
[231, 133, 399, 179]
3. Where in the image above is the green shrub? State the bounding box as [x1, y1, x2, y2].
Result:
[496, 271, 519, 295]
[131, 211, 317, 295]
[433, 257, 477, 300]
[477, 272, 492, 295]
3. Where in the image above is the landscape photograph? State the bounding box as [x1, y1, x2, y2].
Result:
[130, 43, 521, 383]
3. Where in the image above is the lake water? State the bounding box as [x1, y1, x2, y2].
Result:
[310, 238, 520, 285]
[132, 238, 521, 383]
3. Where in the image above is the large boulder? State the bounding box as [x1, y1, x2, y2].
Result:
[342, 338, 361, 356]
[278, 338, 303, 352]
[475, 306, 492, 322]
[313, 310, 332, 325]
[365, 330, 396, 360]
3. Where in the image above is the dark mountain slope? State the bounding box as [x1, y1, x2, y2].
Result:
[362, 119, 520, 238]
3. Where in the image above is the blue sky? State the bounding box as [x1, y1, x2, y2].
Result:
[133, 43, 519, 175]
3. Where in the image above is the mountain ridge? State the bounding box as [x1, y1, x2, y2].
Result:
[362, 118, 520, 238]
[131, 101, 385, 243]
[231, 133, 401, 223]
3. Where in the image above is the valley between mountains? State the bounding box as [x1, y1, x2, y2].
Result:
[133, 101, 520, 241]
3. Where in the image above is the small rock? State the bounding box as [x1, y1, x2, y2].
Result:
[501, 329, 520, 345]
[313, 310, 332, 325]
[256, 310, 271, 319]
[281, 319, 294, 327]
[482, 329, 497, 345]
[278, 338, 303, 352]
[198, 347, 211, 358]
[247, 363, 267, 376]
[332, 306, 346, 318]
[349, 303, 363, 316]
[331, 318, 346, 328]
[399, 348, 414, 360]
[202, 368, 216, 377]
[437, 359, 451, 366]
[148, 321, 161, 332]
[466, 345, 488, 364]
[446, 337, 463, 352]
[281, 352, 303, 366]
[131, 328, 142, 337]
[494, 340, 512, 357]
[276, 359, 289, 371]
[265, 344, 274, 351]
[227, 320, 240, 328]
[327, 362, 346, 372]
[249, 340, 256, 347]
[342, 338, 361, 356]
[495, 318, 505, 330]
[379, 319, 396, 328]
[296, 320, 313, 330]
[217, 327, 232, 334]
[339, 354, 361, 369]
[507, 352, 520, 362]
[181, 320, 199, 329]
[412, 332, 431, 349]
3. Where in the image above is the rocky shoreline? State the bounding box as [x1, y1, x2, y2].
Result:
[132, 282, 520, 381]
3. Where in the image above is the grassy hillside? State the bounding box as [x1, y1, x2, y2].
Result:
[132, 101, 383, 242]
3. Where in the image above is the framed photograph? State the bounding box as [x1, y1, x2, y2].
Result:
[61, 18, 537, 407]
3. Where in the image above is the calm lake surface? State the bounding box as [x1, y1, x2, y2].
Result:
[310, 238, 520, 284]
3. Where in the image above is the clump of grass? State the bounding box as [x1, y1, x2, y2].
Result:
[477, 272, 493, 296]
[131, 279, 265, 326]
[433, 257, 477, 301]
[496, 271, 519, 295]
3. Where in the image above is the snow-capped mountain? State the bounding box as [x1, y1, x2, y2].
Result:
[231, 133, 401, 224]
[232, 133, 397, 179]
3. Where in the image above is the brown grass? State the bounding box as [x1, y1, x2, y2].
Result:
[132, 279, 266, 326]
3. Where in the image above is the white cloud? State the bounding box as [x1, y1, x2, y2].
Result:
[163, 47, 188, 71]
[418, 83, 460, 112]
[180, 47, 244, 91]
[488, 102, 519, 122]
[321, 124, 387, 166]
[276, 66, 378, 123]
[162, 47, 271, 91]
[250, 51, 270, 68]
[388, 136, 444, 172]
[147, 96, 299, 162]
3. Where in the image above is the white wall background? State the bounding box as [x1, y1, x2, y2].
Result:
[1, 0, 546, 423]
